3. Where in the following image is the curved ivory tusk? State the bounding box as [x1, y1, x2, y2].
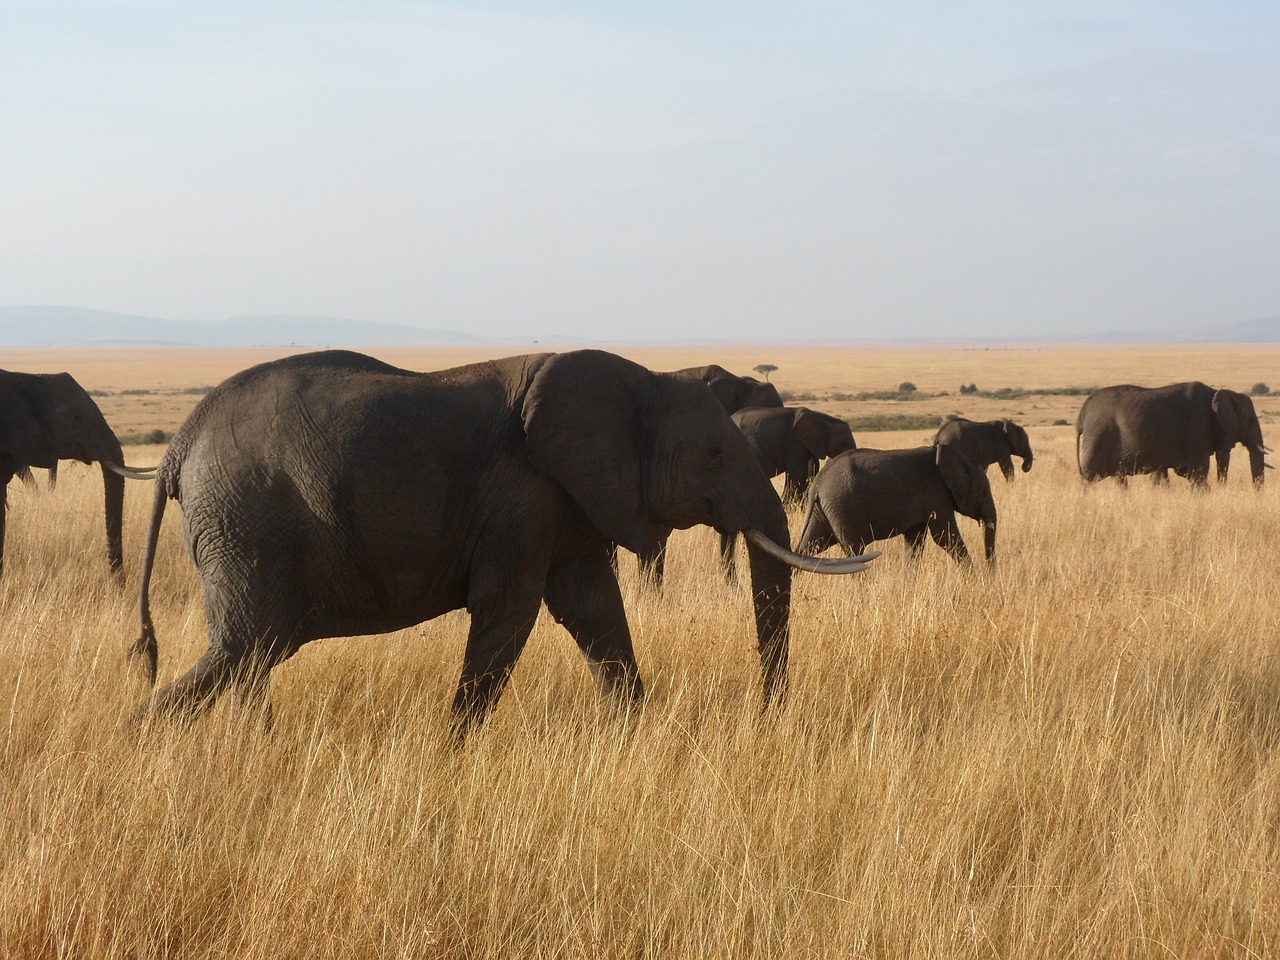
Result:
[744, 529, 880, 574]
[103, 461, 158, 480]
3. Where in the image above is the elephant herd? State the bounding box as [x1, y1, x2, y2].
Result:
[0, 357, 1269, 735]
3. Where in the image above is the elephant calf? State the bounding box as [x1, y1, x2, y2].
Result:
[933, 417, 1033, 482]
[798, 445, 997, 565]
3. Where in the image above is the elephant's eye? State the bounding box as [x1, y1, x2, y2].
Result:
[708, 445, 724, 465]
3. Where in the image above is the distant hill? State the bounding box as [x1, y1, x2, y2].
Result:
[0, 306, 487, 347]
[1, 305, 1278, 347]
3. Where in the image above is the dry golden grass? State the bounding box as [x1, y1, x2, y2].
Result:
[2, 345, 1280, 957]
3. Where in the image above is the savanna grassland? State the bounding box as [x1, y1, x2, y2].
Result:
[3, 344, 1280, 958]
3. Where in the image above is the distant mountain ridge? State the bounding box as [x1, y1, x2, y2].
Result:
[1, 305, 1279, 347]
[0, 306, 486, 347]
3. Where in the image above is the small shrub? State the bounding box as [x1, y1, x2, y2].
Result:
[119, 428, 172, 445]
[1053, 419, 1070, 426]
[1251, 382, 1270, 397]
[898, 381, 917, 394]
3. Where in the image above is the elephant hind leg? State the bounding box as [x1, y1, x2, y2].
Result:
[121, 646, 243, 729]
[796, 498, 836, 555]
[544, 550, 643, 707]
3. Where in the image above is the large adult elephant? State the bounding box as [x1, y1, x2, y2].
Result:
[798, 445, 998, 566]
[669, 365, 783, 414]
[124, 350, 877, 732]
[933, 418, 1033, 482]
[1076, 382, 1267, 485]
[0, 370, 154, 576]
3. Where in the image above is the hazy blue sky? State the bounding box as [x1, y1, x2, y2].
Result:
[3, 1, 1278, 341]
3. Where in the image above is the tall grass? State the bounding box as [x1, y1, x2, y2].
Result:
[2, 430, 1278, 957]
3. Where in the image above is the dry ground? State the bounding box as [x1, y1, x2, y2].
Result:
[2, 344, 1280, 957]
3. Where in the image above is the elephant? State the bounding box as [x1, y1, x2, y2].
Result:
[797, 445, 998, 566]
[932, 417, 1034, 482]
[669, 365, 783, 414]
[0, 370, 154, 576]
[1076, 382, 1268, 485]
[124, 349, 877, 732]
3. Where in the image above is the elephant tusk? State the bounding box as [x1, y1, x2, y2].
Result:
[104, 461, 158, 480]
[744, 529, 880, 575]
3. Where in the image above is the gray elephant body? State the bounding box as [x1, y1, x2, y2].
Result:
[0, 370, 137, 576]
[1076, 382, 1266, 485]
[126, 349, 863, 731]
[933, 418, 1034, 481]
[798, 445, 998, 564]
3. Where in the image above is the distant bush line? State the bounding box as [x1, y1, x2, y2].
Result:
[847, 414, 945, 433]
[118, 429, 172, 446]
[780, 385, 1099, 403]
[90, 385, 216, 398]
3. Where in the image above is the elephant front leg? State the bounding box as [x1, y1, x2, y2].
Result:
[544, 550, 644, 707]
[904, 523, 929, 561]
[453, 590, 543, 732]
[928, 516, 971, 564]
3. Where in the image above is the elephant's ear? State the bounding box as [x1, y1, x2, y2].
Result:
[936, 443, 979, 513]
[706, 376, 742, 413]
[1212, 389, 1245, 443]
[0, 379, 50, 475]
[522, 351, 652, 551]
[793, 409, 832, 460]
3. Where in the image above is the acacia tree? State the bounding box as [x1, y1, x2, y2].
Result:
[753, 363, 778, 382]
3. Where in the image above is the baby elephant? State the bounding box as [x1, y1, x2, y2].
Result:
[798, 444, 997, 565]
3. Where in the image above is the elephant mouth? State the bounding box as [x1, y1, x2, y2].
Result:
[744, 529, 880, 574]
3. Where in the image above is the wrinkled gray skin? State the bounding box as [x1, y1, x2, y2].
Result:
[716, 406, 858, 580]
[1077, 382, 1266, 486]
[620, 365, 785, 586]
[798, 445, 998, 565]
[125, 349, 859, 733]
[0, 370, 133, 576]
[933, 418, 1034, 482]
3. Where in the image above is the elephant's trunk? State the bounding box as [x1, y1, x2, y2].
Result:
[101, 464, 125, 574]
[981, 500, 998, 565]
[743, 507, 793, 708]
[1249, 444, 1266, 486]
[97, 429, 127, 575]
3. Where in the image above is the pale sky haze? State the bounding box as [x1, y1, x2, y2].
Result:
[2, 1, 1278, 341]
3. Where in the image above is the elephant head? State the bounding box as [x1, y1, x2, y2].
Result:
[794, 409, 857, 461]
[523, 351, 869, 702]
[707, 375, 783, 414]
[1003, 419, 1034, 476]
[936, 443, 997, 563]
[1211, 389, 1267, 485]
[0, 370, 153, 575]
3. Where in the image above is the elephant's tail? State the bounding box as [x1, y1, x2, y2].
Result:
[126, 479, 168, 687]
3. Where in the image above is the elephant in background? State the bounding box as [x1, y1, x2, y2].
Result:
[1076, 382, 1268, 485]
[933, 417, 1034, 481]
[0, 370, 154, 576]
[669, 364, 783, 414]
[632, 405, 857, 585]
[125, 349, 875, 732]
[798, 445, 998, 566]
